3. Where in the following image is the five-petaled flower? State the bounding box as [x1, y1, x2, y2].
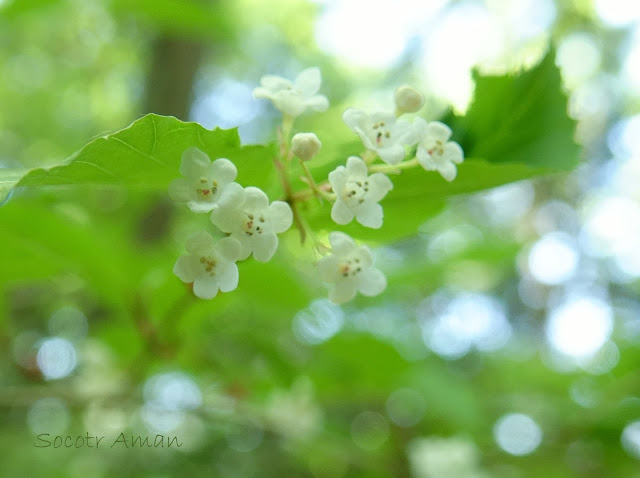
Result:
[210, 185, 293, 262]
[173, 231, 241, 300]
[414, 118, 464, 182]
[328, 156, 393, 229]
[169, 147, 238, 213]
[317, 232, 387, 304]
[253, 67, 329, 118]
[343, 108, 417, 165]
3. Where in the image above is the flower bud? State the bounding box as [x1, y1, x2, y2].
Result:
[394, 85, 424, 114]
[291, 132, 322, 161]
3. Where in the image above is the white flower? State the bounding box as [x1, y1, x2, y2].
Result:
[173, 231, 241, 300]
[210, 185, 293, 262]
[317, 232, 387, 304]
[328, 156, 393, 229]
[253, 67, 329, 118]
[414, 118, 464, 182]
[291, 132, 322, 161]
[394, 85, 424, 114]
[343, 108, 417, 165]
[168, 147, 238, 213]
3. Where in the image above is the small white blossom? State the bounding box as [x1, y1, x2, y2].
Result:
[343, 108, 417, 165]
[394, 85, 424, 114]
[317, 232, 387, 304]
[291, 132, 322, 161]
[210, 185, 293, 262]
[328, 156, 393, 229]
[253, 67, 329, 118]
[168, 147, 238, 213]
[173, 231, 241, 300]
[414, 118, 464, 182]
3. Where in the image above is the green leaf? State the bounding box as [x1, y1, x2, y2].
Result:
[458, 49, 579, 170]
[0, 114, 278, 203]
[109, 0, 230, 40]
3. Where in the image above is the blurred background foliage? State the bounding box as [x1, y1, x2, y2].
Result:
[1, 0, 640, 477]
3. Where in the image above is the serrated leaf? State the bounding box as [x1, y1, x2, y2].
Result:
[458, 49, 579, 170]
[0, 114, 278, 203]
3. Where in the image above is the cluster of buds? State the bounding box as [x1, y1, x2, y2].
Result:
[169, 67, 464, 304]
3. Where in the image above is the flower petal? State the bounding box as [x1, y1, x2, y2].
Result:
[329, 282, 357, 304]
[355, 202, 384, 229]
[218, 263, 239, 293]
[412, 117, 429, 140]
[209, 158, 238, 184]
[173, 254, 200, 283]
[342, 108, 368, 131]
[252, 86, 275, 100]
[259, 74, 292, 91]
[356, 268, 387, 297]
[317, 254, 341, 282]
[367, 172, 393, 202]
[232, 233, 253, 261]
[187, 200, 216, 213]
[244, 186, 270, 210]
[185, 230, 215, 255]
[437, 160, 458, 182]
[369, 110, 396, 124]
[217, 182, 245, 207]
[328, 166, 348, 193]
[295, 67, 322, 96]
[345, 156, 368, 178]
[217, 236, 241, 262]
[168, 178, 195, 203]
[443, 142, 464, 164]
[193, 276, 219, 300]
[180, 147, 210, 178]
[426, 121, 452, 142]
[394, 118, 420, 145]
[305, 94, 329, 112]
[354, 245, 374, 269]
[210, 203, 241, 232]
[331, 199, 355, 225]
[252, 232, 278, 262]
[416, 145, 437, 170]
[377, 144, 406, 165]
[272, 92, 307, 117]
[268, 201, 293, 233]
[354, 127, 376, 150]
[328, 231, 356, 255]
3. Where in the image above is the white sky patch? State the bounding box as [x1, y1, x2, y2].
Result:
[315, 0, 448, 69]
[528, 232, 579, 285]
[423, 293, 511, 359]
[494, 413, 543, 456]
[420, 4, 504, 112]
[608, 114, 640, 159]
[622, 421, 640, 459]
[581, 197, 640, 269]
[191, 78, 259, 129]
[624, 27, 640, 96]
[594, 0, 640, 28]
[546, 296, 613, 359]
[556, 32, 601, 89]
[293, 299, 344, 345]
[37, 337, 77, 380]
[480, 181, 535, 226]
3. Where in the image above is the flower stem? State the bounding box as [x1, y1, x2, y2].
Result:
[368, 157, 419, 174]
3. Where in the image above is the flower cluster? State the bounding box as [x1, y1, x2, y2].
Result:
[169, 68, 464, 304]
[169, 149, 293, 299]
